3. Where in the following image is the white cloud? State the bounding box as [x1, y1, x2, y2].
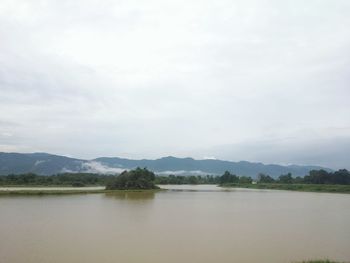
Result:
[0, 132, 12, 137]
[34, 160, 46, 166]
[0, 0, 349, 169]
[202, 156, 217, 160]
[81, 161, 126, 174]
[156, 170, 212, 176]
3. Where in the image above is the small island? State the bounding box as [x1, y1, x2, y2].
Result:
[105, 167, 159, 190]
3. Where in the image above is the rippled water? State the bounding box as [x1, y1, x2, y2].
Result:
[0, 186, 104, 191]
[0, 185, 349, 263]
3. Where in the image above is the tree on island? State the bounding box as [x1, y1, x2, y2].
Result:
[219, 171, 239, 184]
[105, 167, 159, 190]
[257, 173, 275, 183]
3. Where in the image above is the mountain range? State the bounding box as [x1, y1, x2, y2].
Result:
[0, 152, 331, 178]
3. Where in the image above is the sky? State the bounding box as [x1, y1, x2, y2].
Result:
[0, 0, 349, 169]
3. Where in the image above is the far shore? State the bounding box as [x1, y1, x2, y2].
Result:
[1, 183, 350, 195]
[0, 188, 163, 195]
[220, 183, 350, 194]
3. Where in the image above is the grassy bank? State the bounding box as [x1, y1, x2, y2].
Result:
[0, 188, 163, 195]
[220, 183, 350, 193]
[298, 260, 344, 263]
[0, 184, 105, 187]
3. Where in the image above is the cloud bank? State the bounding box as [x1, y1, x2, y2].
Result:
[0, 0, 349, 169]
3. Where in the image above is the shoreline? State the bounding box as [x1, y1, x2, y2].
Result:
[220, 183, 350, 194]
[0, 188, 164, 195]
[1, 183, 350, 195]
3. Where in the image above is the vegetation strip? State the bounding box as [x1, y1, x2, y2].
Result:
[0, 189, 163, 195]
[297, 260, 345, 263]
[220, 183, 350, 193]
[1, 167, 349, 195]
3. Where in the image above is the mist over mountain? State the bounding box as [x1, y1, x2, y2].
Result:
[0, 152, 85, 175]
[0, 152, 331, 178]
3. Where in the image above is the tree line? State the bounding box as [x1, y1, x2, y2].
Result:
[0, 168, 349, 186]
[106, 167, 158, 190]
[0, 173, 110, 187]
[257, 169, 350, 185]
[154, 175, 219, 184]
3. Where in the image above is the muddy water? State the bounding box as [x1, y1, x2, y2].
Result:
[0, 185, 349, 263]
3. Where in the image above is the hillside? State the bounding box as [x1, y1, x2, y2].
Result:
[0, 152, 331, 178]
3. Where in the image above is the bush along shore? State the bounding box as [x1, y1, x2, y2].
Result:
[1, 168, 350, 194]
[297, 260, 346, 263]
[0, 188, 162, 196]
[0, 172, 221, 187]
[220, 183, 350, 193]
[0, 168, 161, 195]
[218, 169, 350, 193]
[105, 167, 159, 190]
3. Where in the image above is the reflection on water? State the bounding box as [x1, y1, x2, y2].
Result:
[104, 191, 155, 200]
[159, 184, 221, 192]
[0, 186, 105, 191]
[0, 185, 349, 263]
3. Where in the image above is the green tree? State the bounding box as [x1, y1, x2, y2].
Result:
[188, 176, 199, 184]
[278, 173, 293, 184]
[257, 173, 275, 183]
[105, 167, 158, 190]
[238, 176, 253, 184]
[219, 171, 239, 184]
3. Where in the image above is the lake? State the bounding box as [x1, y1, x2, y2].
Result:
[0, 185, 349, 263]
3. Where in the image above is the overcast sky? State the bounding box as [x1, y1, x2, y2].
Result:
[0, 0, 349, 169]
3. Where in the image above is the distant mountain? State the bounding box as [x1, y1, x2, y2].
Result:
[94, 156, 331, 178]
[0, 152, 332, 178]
[0, 152, 84, 175]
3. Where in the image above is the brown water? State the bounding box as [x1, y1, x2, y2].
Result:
[0, 186, 104, 191]
[0, 185, 349, 263]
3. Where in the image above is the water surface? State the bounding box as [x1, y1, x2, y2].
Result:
[0, 186, 104, 191]
[0, 185, 349, 263]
